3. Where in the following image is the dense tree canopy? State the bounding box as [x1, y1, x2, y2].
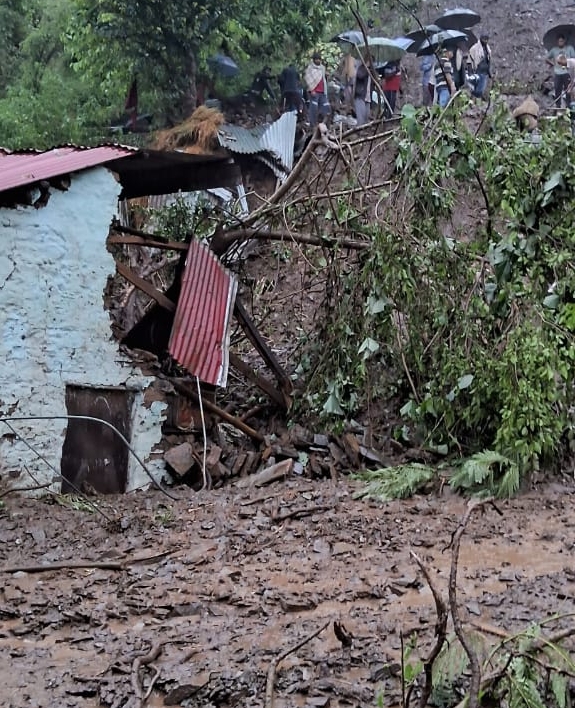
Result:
[0, 0, 398, 146]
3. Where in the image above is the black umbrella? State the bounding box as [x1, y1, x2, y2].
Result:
[416, 29, 470, 57]
[405, 24, 442, 48]
[435, 8, 481, 31]
[331, 29, 365, 46]
[543, 24, 575, 50]
[207, 54, 239, 78]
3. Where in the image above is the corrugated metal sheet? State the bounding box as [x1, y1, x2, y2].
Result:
[218, 124, 267, 155]
[168, 240, 237, 387]
[218, 111, 297, 174]
[260, 111, 297, 172]
[0, 145, 136, 192]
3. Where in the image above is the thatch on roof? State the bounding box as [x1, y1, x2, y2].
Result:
[153, 106, 225, 153]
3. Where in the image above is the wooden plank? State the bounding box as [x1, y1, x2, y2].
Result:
[113, 223, 170, 243]
[115, 261, 176, 312]
[234, 299, 293, 404]
[228, 353, 286, 409]
[108, 234, 188, 251]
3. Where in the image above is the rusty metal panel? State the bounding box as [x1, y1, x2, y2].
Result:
[0, 145, 135, 192]
[168, 240, 237, 387]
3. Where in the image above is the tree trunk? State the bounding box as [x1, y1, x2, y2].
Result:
[181, 51, 197, 118]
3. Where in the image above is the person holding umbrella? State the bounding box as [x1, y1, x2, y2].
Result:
[353, 58, 373, 125]
[434, 48, 456, 108]
[545, 34, 575, 107]
[469, 33, 492, 99]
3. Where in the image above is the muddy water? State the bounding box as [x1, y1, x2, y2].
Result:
[0, 480, 574, 707]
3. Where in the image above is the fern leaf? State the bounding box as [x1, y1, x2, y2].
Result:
[550, 672, 568, 708]
[352, 463, 435, 501]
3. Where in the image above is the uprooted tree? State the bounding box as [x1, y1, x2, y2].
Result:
[219, 94, 575, 496]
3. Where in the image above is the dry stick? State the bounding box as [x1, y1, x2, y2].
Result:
[238, 131, 321, 231]
[449, 499, 492, 708]
[271, 504, 333, 523]
[132, 642, 163, 707]
[220, 227, 370, 251]
[0, 549, 172, 574]
[0, 482, 52, 498]
[411, 551, 448, 708]
[265, 619, 331, 708]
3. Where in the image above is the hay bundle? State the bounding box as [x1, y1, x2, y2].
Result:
[153, 106, 225, 152]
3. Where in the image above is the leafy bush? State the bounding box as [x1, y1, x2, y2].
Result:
[304, 95, 575, 494]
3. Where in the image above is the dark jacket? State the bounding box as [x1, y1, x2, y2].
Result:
[278, 65, 300, 94]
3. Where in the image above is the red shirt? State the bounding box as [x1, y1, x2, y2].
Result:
[314, 77, 325, 94]
[383, 73, 401, 91]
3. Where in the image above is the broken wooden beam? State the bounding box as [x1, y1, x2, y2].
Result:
[115, 261, 176, 312]
[112, 222, 171, 243]
[169, 378, 264, 443]
[108, 234, 188, 251]
[229, 353, 286, 409]
[234, 299, 292, 406]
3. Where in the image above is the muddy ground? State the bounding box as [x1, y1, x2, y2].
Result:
[1, 477, 574, 708]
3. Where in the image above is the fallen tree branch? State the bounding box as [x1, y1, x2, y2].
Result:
[265, 620, 330, 708]
[239, 131, 322, 231]
[0, 482, 52, 498]
[132, 642, 163, 707]
[216, 227, 371, 252]
[270, 503, 333, 522]
[449, 499, 492, 708]
[411, 551, 448, 708]
[0, 549, 172, 574]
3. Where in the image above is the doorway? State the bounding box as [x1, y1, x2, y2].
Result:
[60, 385, 135, 494]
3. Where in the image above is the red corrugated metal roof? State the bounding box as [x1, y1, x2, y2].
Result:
[168, 240, 237, 387]
[0, 145, 136, 192]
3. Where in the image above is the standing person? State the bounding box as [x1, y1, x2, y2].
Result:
[382, 61, 401, 118]
[469, 33, 492, 99]
[420, 54, 434, 106]
[434, 48, 455, 108]
[341, 52, 357, 109]
[546, 34, 575, 107]
[278, 64, 303, 113]
[304, 52, 329, 126]
[451, 41, 468, 90]
[353, 60, 372, 125]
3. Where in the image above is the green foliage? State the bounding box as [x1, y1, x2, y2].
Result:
[64, 0, 347, 121]
[449, 450, 520, 498]
[149, 196, 198, 242]
[352, 463, 435, 501]
[0, 0, 27, 95]
[304, 94, 575, 496]
[430, 622, 572, 708]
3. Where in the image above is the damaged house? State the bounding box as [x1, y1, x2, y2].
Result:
[0, 110, 297, 496]
[0, 143, 246, 494]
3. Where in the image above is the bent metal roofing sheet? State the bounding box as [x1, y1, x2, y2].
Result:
[218, 111, 297, 173]
[168, 240, 237, 387]
[0, 145, 136, 192]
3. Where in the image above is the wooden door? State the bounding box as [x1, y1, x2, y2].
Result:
[60, 386, 134, 494]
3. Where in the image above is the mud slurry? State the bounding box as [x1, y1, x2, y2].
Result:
[0, 480, 574, 708]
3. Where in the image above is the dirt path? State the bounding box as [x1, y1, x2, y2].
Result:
[0, 479, 574, 708]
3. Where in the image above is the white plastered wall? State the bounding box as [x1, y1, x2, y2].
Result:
[0, 167, 167, 492]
